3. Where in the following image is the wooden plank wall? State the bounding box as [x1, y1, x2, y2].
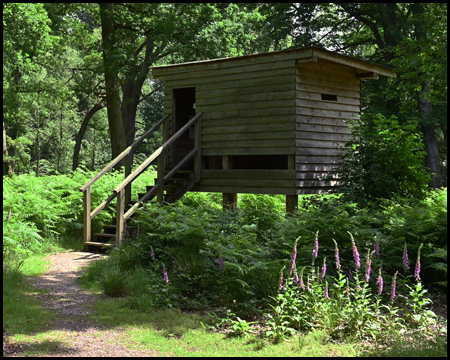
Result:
[160, 55, 300, 194]
[295, 61, 360, 194]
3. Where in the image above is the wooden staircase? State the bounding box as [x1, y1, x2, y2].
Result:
[80, 113, 202, 252]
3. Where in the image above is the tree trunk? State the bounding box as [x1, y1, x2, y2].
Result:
[418, 81, 442, 188]
[100, 3, 126, 170]
[72, 99, 106, 171]
[3, 122, 14, 177]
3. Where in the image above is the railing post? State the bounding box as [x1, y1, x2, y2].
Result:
[124, 152, 132, 208]
[157, 154, 165, 203]
[194, 115, 202, 182]
[116, 187, 125, 247]
[83, 187, 91, 250]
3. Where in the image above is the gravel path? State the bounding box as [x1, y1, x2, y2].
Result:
[5, 251, 158, 357]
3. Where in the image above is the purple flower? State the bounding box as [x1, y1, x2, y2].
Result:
[219, 254, 224, 271]
[162, 264, 169, 283]
[365, 250, 373, 282]
[348, 269, 353, 282]
[349, 232, 360, 271]
[332, 239, 341, 272]
[306, 275, 310, 291]
[324, 281, 329, 299]
[321, 257, 327, 279]
[414, 244, 423, 281]
[374, 238, 380, 259]
[150, 246, 155, 261]
[293, 273, 299, 284]
[290, 237, 299, 275]
[402, 243, 410, 270]
[312, 232, 319, 259]
[391, 271, 398, 300]
[279, 266, 285, 290]
[376, 268, 383, 295]
[299, 276, 304, 290]
[7, 208, 11, 221]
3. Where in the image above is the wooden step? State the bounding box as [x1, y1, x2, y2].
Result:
[84, 241, 114, 248]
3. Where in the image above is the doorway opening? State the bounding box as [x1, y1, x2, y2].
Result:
[172, 87, 196, 169]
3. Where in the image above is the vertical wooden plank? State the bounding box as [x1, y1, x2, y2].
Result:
[222, 155, 237, 210]
[157, 154, 165, 203]
[116, 188, 125, 247]
[286, 154, 297, 213]
[194, 114, 202, 182]
[83, 187, 91, 250]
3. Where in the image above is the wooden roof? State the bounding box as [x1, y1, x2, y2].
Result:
[152, 46, 395, 79]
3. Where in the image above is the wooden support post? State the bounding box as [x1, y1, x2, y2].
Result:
[286, 155, 298, 213]
[223, 192, 238, 211]
[194, 115, 202, 182]
[222, 155, 237, 211]
[157, 154, 165, 203]
[83, 187, 91, 250]
[116, 188, 125, 247]
[124, 152, 132, 208]
[286, 194, 298, 213]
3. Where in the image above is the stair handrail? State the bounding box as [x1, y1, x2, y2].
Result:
[79, 114, 170, 247]
[113, 112, 202, 246]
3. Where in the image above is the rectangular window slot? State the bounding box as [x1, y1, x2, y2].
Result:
[321, 94, 337, 101]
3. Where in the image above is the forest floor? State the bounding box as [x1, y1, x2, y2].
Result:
[3, 251, 159, 357]
[3, 251, 447, 357]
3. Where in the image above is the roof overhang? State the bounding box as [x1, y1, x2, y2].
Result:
[152, 46, 395, 79]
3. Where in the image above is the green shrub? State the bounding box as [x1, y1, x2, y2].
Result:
[336, 114, 431, 203]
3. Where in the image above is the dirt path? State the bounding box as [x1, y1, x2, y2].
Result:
[6, 251, 158, 357]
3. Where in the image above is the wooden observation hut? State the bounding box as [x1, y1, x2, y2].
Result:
[80, 47, 395, 250]
[151, 46, 395, 211]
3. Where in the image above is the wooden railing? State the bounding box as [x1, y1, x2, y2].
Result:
[79, 112, 202, 248]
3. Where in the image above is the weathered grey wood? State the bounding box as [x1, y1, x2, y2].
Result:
[286, 195, 298, 213]
[194, 116, 202, 182]
[83, 187, 91, 248]
[90, 192, 117, 219]
[202, 147, 297, 156]
[202, 169, 295, 180]
[192, 184, 297, 195]
[116, 187, 124, 246]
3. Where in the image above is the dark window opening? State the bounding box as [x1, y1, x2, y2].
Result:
[202, 155, 288, 170]
[321, 93, 337, 101]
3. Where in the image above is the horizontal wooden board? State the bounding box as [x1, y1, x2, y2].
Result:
[295, 155, 341, 164]
[203, 147, 296, 156]
[164, 66, 295, 89]
[197, 99, 294, 113]
[296, 75, 360, 91]
[153, 50, 312, 77]
[296, 132, 351, 143]
[296, 123, 351, 134]
[296, 107, 359, 120]
[198, 90, 295, 106]
[192, 185, 297, 195]
[295, 138, 348, 148]
[203, 139, 295, 149]
[296, 147, 343, 157]
[199, 177, 294, 188]
[297, 91, 360, 106]
[296, 163, 338, 172]
[297, 61, 357, 78]
[196, 83, 295, 99]
[207, 106, 296, 120]
[162, 59, 294, 82]
[296, 83, 360, 99]
[296, 187, 339, 195]
[203, 131, 293, 142]
[296, 116, 350, 127]
[202, 116, 294, 128]
[296, 180, 342, 187]
[203, 123, 294, 135]
[296, 172, 339, 180]
[296, 98, 360, 113]
[202, 169, 295, 180]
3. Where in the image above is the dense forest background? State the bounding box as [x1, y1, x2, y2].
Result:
[3, 3, 447, 188]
